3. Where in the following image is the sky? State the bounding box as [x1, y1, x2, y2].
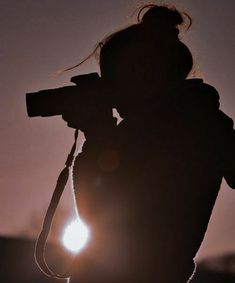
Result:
[0, 0, 235, 261]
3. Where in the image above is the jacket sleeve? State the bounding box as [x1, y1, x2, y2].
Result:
[217, 110, 235, 189]
[193, 81, 235, 189]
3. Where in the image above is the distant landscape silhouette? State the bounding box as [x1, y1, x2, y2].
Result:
[27, 3, 235, 283]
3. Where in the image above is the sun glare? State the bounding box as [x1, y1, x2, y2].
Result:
[62, 218, 90, 254]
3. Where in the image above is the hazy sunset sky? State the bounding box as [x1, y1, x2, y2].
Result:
[1, 0, 235, 261]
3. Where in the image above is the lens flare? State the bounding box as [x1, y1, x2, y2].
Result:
[62, 218, 90, 254]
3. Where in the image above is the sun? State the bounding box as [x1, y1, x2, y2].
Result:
[62, 218, 90, 254]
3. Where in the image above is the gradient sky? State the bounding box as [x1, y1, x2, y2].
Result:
[1, 0, 235, 261]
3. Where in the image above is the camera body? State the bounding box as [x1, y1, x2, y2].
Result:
[26, 72, 111, 118]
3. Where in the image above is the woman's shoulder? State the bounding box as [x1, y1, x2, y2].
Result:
[174, 79, 234, 134]
[170, 79, 220, 112]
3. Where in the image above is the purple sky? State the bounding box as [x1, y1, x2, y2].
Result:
[1, 0, 235, 261]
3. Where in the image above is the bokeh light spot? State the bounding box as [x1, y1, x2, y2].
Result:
[62, 218, 90, 254]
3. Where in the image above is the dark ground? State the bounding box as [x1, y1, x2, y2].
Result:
[1, 236, 235, 283]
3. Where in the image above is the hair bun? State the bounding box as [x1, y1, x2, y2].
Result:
[138, 5, 190, 40]
[141, 5, 183, 28]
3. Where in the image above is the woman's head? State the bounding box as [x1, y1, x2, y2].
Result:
[100, 4, 193, 90]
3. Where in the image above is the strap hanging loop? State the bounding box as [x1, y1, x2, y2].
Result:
[34, 129, 79, 280]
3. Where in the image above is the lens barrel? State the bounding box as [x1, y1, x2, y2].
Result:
[26, 86, 78, 117]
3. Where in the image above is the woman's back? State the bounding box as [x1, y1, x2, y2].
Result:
[71, 77, 235, 282]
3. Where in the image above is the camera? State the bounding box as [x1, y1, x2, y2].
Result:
[26, 72, 105, 117]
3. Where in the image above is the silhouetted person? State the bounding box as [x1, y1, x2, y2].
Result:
[62, 4, 235, 283]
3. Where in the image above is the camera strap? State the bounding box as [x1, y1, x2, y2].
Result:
[34, 129, 79, 281]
